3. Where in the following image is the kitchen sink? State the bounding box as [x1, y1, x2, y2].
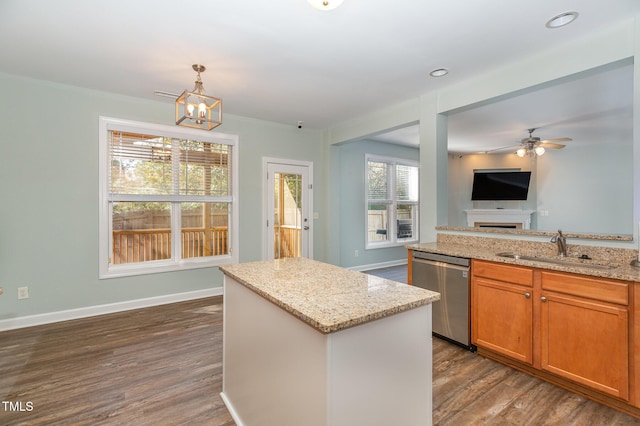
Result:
[495, 252, 615, 270]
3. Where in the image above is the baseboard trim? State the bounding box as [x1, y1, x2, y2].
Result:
[220, 392, 244, 426]
[348, 259, 408, 272]
[0, 287, 223, 332]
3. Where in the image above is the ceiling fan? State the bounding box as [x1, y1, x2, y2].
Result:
[487, 128, 572, 157]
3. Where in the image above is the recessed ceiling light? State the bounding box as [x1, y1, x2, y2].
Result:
[430, 68, 449, 77]
[307, 0, 344, 11]
[546, 11, 579, 29]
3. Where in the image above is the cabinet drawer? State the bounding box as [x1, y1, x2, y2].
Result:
[540, 271, 628, 305]
[472, 260, 532, 287]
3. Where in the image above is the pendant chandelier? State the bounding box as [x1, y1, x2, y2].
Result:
[176, 64, 222, 131]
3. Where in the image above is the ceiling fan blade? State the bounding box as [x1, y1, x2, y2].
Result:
[484, 144, 520, 154]
[541, 137, 572, 143]
[540, 142, 566, 149]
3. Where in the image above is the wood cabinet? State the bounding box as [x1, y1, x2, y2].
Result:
[472, 260, 631, 404]
[472, 262, 533, 364]
[540, 271, 629, 400]
[407, 249, 413, 285]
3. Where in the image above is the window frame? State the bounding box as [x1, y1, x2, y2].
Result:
[365, 154, 419, 249]
[99, 116, 239, 279]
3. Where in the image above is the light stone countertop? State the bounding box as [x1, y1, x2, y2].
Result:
[219, 257, 440, 334]
[407, 241, 640, 283]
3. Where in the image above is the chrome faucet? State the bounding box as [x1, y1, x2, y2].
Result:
[550, 230, 567, 257]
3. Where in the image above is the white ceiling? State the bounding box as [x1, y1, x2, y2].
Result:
[0, 0, 638, 137]
[371, 63, 634, 153]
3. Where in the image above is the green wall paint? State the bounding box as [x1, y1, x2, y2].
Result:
[336, 139, 419, 267]
[0, 74, 326, 320]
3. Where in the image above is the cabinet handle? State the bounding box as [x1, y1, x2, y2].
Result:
[524, 293, 531, 298]
[541, 296, 547, 302]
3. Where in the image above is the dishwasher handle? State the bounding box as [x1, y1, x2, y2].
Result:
[413, 257, 470, 272]
[413, 251, 470, 267]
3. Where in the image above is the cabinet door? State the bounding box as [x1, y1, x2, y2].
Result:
[473, 277, 533, 364]
[540, 292, 629, 400]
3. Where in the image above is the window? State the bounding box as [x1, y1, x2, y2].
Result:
[99, 117, 238, 278]
[366, 155, 419, 248]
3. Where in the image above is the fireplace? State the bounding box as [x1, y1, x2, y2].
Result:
[464, 209, 535, 230]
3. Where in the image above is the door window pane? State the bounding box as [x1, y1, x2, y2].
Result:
[274, 173, 302, 259]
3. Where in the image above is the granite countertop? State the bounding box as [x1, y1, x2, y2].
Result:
[219, 257, 440, 334]
[407, 242, 640, 283]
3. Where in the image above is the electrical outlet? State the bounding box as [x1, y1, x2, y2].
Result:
[18, 286, 29, 299]
[354, 250, 359, 257]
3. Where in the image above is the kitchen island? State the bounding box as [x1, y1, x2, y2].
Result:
[219, 257, 440, 426]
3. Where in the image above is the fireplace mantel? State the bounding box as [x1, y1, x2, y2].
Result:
[465, 209, 535, 230]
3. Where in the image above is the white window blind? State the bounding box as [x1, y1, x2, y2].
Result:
[396, 164, 419, 202]
[109, 131, 232, 200]
[367, 160, 390, 201]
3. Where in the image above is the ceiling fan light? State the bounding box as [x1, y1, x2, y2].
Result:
[516, 148, 526, 158]
[535, 146, 546, 156]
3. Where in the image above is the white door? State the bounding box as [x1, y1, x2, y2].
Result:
[264, 159, 313, 260]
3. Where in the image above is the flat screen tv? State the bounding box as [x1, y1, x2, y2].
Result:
[471, 171, 531, 201]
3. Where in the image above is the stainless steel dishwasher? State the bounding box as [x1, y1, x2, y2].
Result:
[412, 251, 474, 351]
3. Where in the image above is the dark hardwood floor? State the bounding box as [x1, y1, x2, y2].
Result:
[432, 337, 639, 425]
[1, 288, 639, 425]
[0, 297, 234, 426]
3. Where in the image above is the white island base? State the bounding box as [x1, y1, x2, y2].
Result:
[221, 276, 433, 426]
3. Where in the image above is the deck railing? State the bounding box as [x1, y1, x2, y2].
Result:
[113, 225, 303, 264]
[274, 225, 301, 258]
[112, 227, 228, 264]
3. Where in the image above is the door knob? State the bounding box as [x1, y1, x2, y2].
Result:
[304, 226, 309, 230]
[541, 296, 547, 302]
[524, 293, 531, 298]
